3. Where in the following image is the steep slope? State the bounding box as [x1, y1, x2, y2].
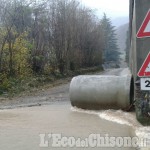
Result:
[116, 23, 129, 67]
[116, 23, 129, 52]
[112, 16, 129, 27]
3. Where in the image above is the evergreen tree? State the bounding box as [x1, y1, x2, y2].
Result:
[101, 14, 120, 65]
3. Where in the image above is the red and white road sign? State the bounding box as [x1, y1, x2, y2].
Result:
[138, 52, 150, 77]
[137, 9, 150, 38]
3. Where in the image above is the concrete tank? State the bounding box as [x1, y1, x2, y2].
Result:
[70, 75, 134, 110]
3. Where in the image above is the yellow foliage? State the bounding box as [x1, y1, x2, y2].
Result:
[13, 32, 31, 76]
[3, 30, 32, 77]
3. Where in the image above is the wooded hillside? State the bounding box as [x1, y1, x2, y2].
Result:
[0, 0, 120, 94]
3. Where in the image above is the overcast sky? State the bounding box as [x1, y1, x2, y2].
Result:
[80, 0, 129, 19]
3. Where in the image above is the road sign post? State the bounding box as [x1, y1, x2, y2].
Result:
[140, 78, 150, 90]
[137, 52, 150, 77]
[137, 9, 150, 38]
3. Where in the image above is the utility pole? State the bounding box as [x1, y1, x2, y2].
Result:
[130, 0, 150, 125]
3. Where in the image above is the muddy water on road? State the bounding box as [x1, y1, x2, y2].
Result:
[0, 68, 149, 150]
[0, 102, 137, 150]
[72, 107, 150, 150]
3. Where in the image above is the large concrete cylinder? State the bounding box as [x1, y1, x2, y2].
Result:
[70, 75, 134, 110]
